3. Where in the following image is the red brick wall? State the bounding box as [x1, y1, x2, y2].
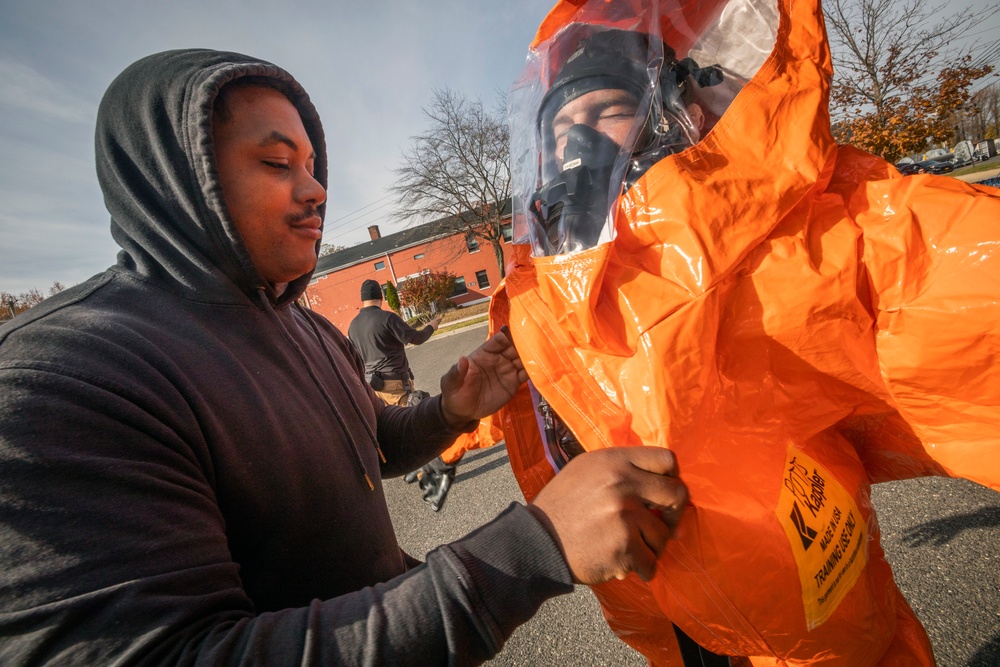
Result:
[306, 232, 507, 332]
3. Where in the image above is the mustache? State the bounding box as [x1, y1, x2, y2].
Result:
[285, 206, 322, 225]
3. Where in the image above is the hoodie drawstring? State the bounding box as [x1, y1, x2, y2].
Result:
[300, 308, 386, 465]
[256, 287, 376, 491]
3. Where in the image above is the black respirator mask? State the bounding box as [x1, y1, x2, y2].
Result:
[530, 124, 620, 255]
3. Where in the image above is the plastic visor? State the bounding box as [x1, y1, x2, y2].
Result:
[508, 0, 779, 257]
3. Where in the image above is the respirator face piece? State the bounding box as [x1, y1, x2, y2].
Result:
[531, 95, 688, 256]
[531, 123, 621, 255]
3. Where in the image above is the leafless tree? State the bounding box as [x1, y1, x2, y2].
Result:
[983, 83, 1000, 138]
[319, 243, 345, 257]
[956, 82, 1000, 140]
[1, 287, 47, 322]
[392, 89, 511, 277]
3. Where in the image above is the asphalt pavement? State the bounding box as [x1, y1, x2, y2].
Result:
[389, 323, 1000, 666]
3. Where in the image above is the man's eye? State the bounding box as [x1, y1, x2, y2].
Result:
[263, 161, 289, 170]
[600, 110, 635, 121]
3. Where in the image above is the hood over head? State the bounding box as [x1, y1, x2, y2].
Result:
[508, 0, 783, 257]
[96, 49, 328, 308]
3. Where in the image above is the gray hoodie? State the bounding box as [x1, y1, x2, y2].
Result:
[0, 49, 571, 666]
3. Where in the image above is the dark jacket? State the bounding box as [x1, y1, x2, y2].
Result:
[0, 49, 571, 666]
[348, 305, 434, 381]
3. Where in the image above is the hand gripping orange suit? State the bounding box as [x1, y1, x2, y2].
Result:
[490, 0, 1000, 665]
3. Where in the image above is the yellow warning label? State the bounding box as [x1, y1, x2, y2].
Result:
[775, 447, 867, 629]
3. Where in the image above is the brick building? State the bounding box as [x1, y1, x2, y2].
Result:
[305, 216, 512, 332]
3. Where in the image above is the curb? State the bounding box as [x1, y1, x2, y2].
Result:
[431, 318, 489, 341]
[405, 318, 489, 348]
[954, 167, 1000, 184]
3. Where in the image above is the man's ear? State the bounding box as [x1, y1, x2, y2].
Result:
[687, 103, 705, 132]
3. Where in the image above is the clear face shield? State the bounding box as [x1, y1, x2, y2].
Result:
[530, 27, 719, 255]
[509, 0, 778, 259]
[507, 0, 779, 471]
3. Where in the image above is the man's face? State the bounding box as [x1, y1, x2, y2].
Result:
[213, 85, 326, 285]
[550, 88, 640, 169]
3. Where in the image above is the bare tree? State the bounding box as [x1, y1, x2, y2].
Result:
[957, 82, 1000, 140]
[825, 0, 996, 161]
[0, 293, 16, 322]
[1, 287, 47, 322]
[392, 89, 511, 277]
[319, 243, 345, 257]
[985, 83, 1000, 139]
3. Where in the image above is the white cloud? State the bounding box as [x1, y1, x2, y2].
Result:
[0, 58, 93, 124]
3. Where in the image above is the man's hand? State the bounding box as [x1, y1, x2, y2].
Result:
[526, 447, 687, 585]
[439, 327, 528, 428]
[428, 316, 443, 331]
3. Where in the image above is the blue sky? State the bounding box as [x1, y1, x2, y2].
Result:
[1, 0, 997, 294]
[0, 0, 554, 294]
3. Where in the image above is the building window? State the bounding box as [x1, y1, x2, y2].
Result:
[476, 270, 490, 289]
[452, 277, 469, 297]
[466, 233, 480, 253]
[413, 253, 424, 260]
[374, 261, 386, 271]
[501, 223, 513, 242]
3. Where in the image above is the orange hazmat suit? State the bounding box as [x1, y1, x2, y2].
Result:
[440, 412, 504, 464]
[491, 0, 1000, 664]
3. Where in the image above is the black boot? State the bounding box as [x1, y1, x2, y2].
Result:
[418, 464, 436, 494]
[403, 469, 420, 484]
[426, 468, 454, 512]
[420, 471, 437, 499]
[421, 457, 456, 512]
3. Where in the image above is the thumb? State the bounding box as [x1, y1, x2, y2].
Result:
[440, 355, 469, 395]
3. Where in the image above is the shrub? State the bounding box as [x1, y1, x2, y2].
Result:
[385, 281, 401, 314]
[398, 271, 456, 318]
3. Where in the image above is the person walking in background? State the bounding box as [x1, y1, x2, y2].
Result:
[348, 278, 457, 509]
[348, 278, 440, 406]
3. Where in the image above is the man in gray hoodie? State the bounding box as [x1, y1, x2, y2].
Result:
[0, 49, 688, 665]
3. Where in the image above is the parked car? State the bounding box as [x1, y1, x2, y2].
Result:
[916, 156, 956, 175]
[895, 161, 923, 175]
